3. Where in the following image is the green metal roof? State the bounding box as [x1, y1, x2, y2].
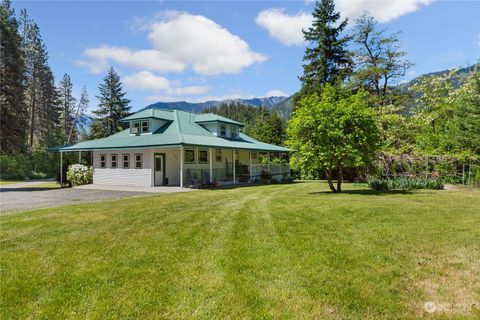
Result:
[120, 108, 174, 122]
[51, 109, 290, 152]
[193, 113, 244, 126]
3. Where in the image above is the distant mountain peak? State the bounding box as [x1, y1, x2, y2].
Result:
[144, 96, 288, 113]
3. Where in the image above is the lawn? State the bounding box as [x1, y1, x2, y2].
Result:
[0, 180, 22, 185]
[1, 182, 479, 319]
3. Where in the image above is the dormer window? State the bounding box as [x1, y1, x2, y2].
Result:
[220, 125, 227, 137]
[141, 120, 149, 133]
[131, 121, 140, 134]
[131, 120, 149, 134]
[231, 126, 238, 139]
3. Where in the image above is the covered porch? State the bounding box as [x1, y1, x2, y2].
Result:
[56, 146, 291, 188]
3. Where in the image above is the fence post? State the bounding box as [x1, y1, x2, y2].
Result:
[462, 164, 465, 185]
[425, 156, 428, 178]
[468, 162, 472, 187]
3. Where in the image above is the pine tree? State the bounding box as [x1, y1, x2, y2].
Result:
[67, 85, 89, 143]
[19, 10, 59, 150]
[58, 73, 76, 141]
[0, 0, 27, 153]
[91, 67, 131, 138]
[300, 0, 351, 94]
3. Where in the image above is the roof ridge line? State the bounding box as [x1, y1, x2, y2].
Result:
[173, 109, 184, 144]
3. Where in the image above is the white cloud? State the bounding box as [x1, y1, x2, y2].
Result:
[79, 47, 186, 75]
[80, 11, 266, 76]
[168, 86, 209, 95]
[148, 11, 266, 75]
[265, 89, 288, 97]
[124, 71, 209, 102]
[336, 0, 434, 23]
[255, 8, 312, 46]
[256, 1, 433, 46]
[123, 71, 170, 91]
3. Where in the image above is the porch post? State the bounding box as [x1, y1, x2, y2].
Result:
[288, 152, 291, 178]
[78, 151, 81, 163]
[249, 150, 252, 182]
[180, 146, 184, 188]
[232, 149, 236, 184]
[209, 147, 213, 183]
[60, 151, 63, 188]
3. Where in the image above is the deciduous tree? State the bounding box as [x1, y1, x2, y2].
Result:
[287, 85, 379, 192]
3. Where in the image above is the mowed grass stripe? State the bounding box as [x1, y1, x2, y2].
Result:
[1, 182, 479, 319]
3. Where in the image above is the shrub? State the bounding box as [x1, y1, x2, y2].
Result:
[368, 178, 444, 190]
[0, 152, 60, 180]
[66, 164, 93, 186]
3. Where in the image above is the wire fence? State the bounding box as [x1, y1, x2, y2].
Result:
[376, 154, 480, 187]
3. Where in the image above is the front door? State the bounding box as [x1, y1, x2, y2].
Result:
[154, 154, 164, 186]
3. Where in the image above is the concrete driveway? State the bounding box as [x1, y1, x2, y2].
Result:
[0, 182, 149, 213]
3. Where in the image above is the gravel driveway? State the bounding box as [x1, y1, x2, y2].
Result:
[1, 183, 148, 214]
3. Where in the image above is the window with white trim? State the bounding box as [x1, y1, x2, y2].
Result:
[100, 154, 106, 168]
[135, 154, 143, 169]
[110, 154, 118, 168]
[141, 120, 149, 133]
[199, 149, 208, 164]
[184, 149, 196, 163]
[122, 154, 129, 168]
[131, 121, 140, 134]
[216, 149, 222, 162]
[220, 125, 226, 137]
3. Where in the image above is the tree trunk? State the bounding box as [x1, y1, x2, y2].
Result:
[337, 165, 343, 193]
[29, 87, 36, 147]
[325, 169, 337, 193]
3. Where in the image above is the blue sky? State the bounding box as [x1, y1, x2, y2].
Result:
[14, 0, 480, 113]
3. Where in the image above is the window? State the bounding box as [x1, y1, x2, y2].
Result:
[122, 154, 130, 168]
[100, 154, 106, 168]
[220, 125, 226, 136]
[135, 154, 143, 169]
[251, 151, 257, 160]
[184, 149, 196, 163]
[141, 120, 149, 133]
[199, 149, 208, 163]
[110, 154, 118, 168]
[132, 121, 140, 134]
[231, 126, 238, 138]
[216, 149, 222, 162]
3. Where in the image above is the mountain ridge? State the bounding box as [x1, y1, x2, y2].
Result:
[144, 96, 287, 113]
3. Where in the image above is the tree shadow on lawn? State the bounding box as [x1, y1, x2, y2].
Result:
[308, 189, 415, 196]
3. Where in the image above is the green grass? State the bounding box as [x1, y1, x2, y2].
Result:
[0, 180, 22, 185]
[1, 182, 479, 319]
[27, 181, 60, 189]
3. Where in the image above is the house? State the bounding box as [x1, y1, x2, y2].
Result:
[52, 108, 291, 188]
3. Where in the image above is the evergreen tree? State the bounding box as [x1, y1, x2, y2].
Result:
[67, 85, 89, 143]
[20, 9, 59, 150]
[203, 103, 287, 145]
[58, 73, 76, 141]
[91, 67, 131, 138]
[0, 0, 27, 153]
[300, 0, 351, 95]
[250, 111, 285, 146]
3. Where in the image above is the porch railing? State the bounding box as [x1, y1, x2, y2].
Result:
[183, 164, 290, 186]
[250, 164, 290, 177]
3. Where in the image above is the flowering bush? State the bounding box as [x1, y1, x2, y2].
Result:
[66, 164, 93, 186]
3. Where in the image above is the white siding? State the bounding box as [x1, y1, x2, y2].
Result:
[93, 168, 152, 187]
